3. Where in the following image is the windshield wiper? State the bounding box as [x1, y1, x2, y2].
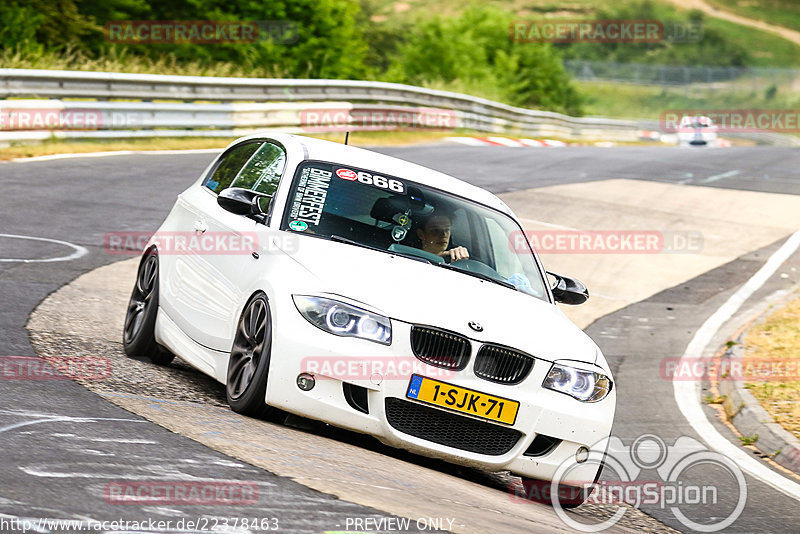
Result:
[329, 235, 432, 264]
[436, 262, 518, 291]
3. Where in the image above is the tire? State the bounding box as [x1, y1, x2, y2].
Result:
[123, 248, 175, 366]
[226, 293, 276, 418]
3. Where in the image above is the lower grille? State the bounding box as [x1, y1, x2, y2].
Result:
[385, 398, 521, 456]
[474, 344, 534, 384]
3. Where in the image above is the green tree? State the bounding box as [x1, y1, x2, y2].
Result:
[0, 0, 96, 51]
[557, 2, 750, 67]
[385, 6, 583, 114]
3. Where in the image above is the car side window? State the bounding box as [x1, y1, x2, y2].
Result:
[203, 142, 263, 194]
[229, 142, 286, 214]
[229, 142, 286, 197]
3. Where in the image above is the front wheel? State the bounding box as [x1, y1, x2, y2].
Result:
[226, 293, 275, 418]
[123, 249, 174, 365]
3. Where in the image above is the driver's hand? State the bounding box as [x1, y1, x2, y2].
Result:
[444, 246, 469, 261]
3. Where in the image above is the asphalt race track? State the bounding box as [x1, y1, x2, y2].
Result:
[2, 144, 800, 533]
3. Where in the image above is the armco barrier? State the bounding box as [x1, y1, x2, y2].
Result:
[3, 69, 797, 145]
[0, 69, 640, 143]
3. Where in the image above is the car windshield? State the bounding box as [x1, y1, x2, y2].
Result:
[282, 160, 548, 300]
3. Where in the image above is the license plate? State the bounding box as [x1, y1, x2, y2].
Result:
[406, 374, 519, 425]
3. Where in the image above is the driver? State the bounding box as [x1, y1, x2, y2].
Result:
[416, 211, 469, 261]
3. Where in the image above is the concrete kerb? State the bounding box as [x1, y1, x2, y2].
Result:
[714, 287, 800, 476]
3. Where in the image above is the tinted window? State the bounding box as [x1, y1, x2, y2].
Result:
[230, 142, 286, 197]
[203, 142, 262, 194]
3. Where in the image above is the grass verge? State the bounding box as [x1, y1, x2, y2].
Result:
[578, 79, 800, 119]
[743, 294, 800, 441]
[705, 0, 800, 33]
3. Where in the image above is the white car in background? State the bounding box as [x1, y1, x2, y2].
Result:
[122, 133, 616, 506]
[677, 115, 718, 147]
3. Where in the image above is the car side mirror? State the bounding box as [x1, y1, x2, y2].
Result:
[217, 187, 272, 221]
[547, 271, 589, 305]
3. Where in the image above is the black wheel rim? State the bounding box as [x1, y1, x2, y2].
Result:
[228, 298, 268, 400]
[123, 254, 157, 345]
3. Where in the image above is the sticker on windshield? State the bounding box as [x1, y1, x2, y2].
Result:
[336, 168, 358, 181]
[289, 220, 308, 232]
[336, 167, 406, 194]
[288, 166, 332, 227]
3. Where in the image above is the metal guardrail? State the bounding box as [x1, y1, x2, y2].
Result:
[2, 69, 797, 146]
[0, 68, 640, 143]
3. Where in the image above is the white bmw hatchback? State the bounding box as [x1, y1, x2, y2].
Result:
[123, 133, 615, 505]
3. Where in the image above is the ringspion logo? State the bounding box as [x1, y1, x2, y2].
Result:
[512, 434, 747, 532]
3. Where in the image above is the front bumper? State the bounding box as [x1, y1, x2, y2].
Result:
[265, 301, 616, 482]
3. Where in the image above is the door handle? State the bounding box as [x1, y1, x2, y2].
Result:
[193, 220, 208, 234]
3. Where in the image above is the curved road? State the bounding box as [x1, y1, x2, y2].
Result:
[2, 144, 800, 533]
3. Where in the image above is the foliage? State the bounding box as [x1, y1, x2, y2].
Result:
[557, 1, 750, 67]
[1, 0, 370, 79]
[706, 0, 800, 32]
[4, 0, 799, 118]
[383, 7, 583, 114]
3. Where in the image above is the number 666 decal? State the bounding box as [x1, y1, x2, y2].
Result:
[337, 168, 405, 193]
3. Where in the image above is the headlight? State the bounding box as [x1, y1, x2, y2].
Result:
[292, 295, 391, 345]
[542, 364, 612, 402]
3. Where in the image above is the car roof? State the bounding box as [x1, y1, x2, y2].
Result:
[233, 132, 513, 217]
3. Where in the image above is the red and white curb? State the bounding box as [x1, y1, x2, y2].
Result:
[445, 136, 568, 147]
[445, 134, 731, 148]
[638, 130, 661, 141]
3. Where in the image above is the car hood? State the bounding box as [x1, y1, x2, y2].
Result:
[288, 237, 600, 364]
